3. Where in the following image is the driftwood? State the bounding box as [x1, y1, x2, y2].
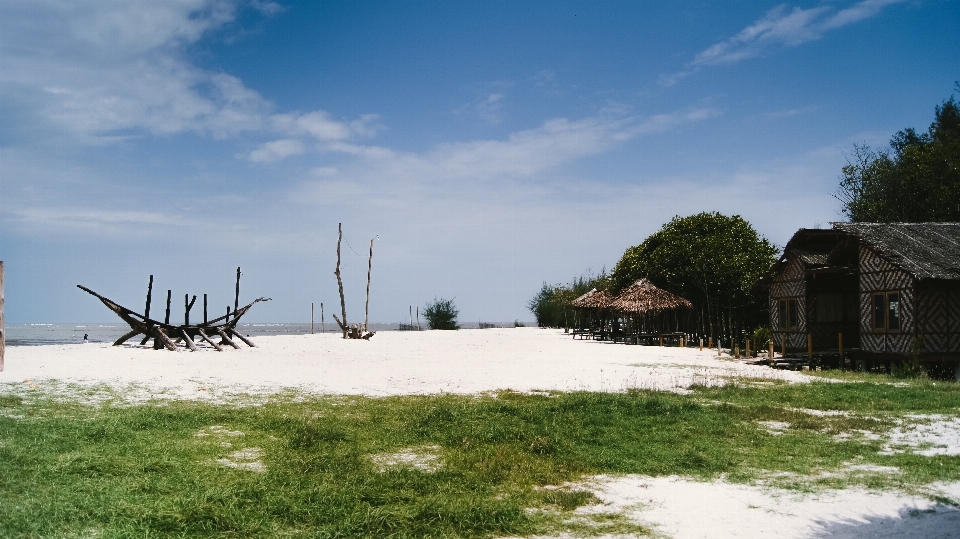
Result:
[332, 313, 374, 340]
[78, 274, 270, 351]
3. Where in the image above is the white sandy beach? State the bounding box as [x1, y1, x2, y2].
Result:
[2, 327, 959, 538]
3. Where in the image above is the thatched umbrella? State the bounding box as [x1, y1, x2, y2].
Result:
[570, 288, 614, 309]
[609, 279, 693, 337]
[569, 288, 614, 334]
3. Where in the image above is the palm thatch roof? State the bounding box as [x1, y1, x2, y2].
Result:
[570, 288, 615, 309]
[609, 279, 692, 313]
[833, 222, 960, 280]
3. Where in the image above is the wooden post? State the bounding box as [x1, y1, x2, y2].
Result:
[234, 267, 241, 321]
[334, 223, 348, 339]
[659, 336, 663, 346]
[144, 275, 153, 319]
[321, 302, 324, 333]
[768, 341, 774, 362]
[781, 335, 787, 356]
[311, 302, 315, 334]
[364, 238, 374, 333]
[0, 261, 4, 372]
[699, 338, 703, 351]
[746, 339, 751, 358]
[416, 306, 420, 330]
[203, 294, 208, 324]
[807, 333, 813, 358]
[735, 345, 740, 359]
[164, 290, 172, 325]
[838, 332, 843, 360]
[184, 294, 196, 326]
[708, 336, 712, 349]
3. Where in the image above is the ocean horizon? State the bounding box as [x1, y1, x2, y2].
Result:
[3, 321, 535, 346]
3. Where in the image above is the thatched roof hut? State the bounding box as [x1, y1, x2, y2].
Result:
[570, 288, 615, 309]
[609, 279, 692, 314]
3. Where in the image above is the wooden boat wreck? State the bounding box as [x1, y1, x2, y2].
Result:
[78, 268, 270, 351]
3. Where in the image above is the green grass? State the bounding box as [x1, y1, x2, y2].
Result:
[1, 379, 959, 538]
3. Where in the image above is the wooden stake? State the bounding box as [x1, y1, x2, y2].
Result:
[144, 275, 153, 318]
[164, 290, 172, 325]
[197, 328, 223, 352]
[838, 332, 843, 359]
[746, 339, 751, 358]
[708, 337, 712, 349]
[364, 238, 373, 333]
[216, 327, 241, 349]
[180, 328, 198, 352]
[0, 261, 4, 372]
[335, 223, 348, 339]
[203, 294, 208, 324]
[768, 341, 774, 362]
[807, 333, 813, 358]
[229, 329, 256, 348]
[699, 338, 703, 351]
[184, 294, 196, 326]
[321, 302, 324, 333]
[311, 302, 315, 334]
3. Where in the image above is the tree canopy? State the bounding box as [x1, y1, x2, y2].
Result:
[609, 212, 777, 340]
[837, 89, 960, 222]
[423, 298, 460, 330]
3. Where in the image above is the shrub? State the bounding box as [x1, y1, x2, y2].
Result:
[423, 298, 460, 330]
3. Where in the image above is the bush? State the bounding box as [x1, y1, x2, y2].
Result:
[423, 298, 460, 330]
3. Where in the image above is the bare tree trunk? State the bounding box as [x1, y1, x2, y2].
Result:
[335, 223, 348, 338]
[364, 238, 373, 332]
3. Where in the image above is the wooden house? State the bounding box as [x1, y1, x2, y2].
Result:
[756, 223, 960, 375]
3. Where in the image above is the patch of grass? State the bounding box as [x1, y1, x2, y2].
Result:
[1, 380, 959, 537]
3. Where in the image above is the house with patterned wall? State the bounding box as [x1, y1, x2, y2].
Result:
[755, 223, 960, 375]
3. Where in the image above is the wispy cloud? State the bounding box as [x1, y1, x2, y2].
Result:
[661, 0, 903, 86]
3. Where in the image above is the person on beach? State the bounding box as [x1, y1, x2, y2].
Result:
[83, 333, 88, 343]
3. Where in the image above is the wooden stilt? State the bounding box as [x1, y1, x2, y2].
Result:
[180, 328, 198, 351]
[216, 327, 241, 349]
[365, 238, 373, 333]
[335, 224, 347, 338]
[229, 329, 256, 348]
[151, 327, 177, 351]
[164, 290, 172, 325]
[144, 275, 153, 319]
[197, 328, 223, 352]
[114, 329, 140, 346]
[234, 267, 241, 320]
[203, 294, 208, 324]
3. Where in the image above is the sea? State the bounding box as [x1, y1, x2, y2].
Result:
[3, 321, 530, 346]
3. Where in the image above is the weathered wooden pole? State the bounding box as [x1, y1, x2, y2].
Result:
[144, 275, 154, 319]
[364, 238, 374, 332]
[0, 261, 4, 372]
[164, 290, 172, 325]
[334, 223, 347, 338]
[807, 333, 813, 358]
[838, 332, 843, 361]
[184, 294, 196, 325]
[203, 294, 208, 324]
[234, 267, 241, 321]
[781, 335, 787, 357]
[311, 302, 315, 334]
[321, 302, 324, 333]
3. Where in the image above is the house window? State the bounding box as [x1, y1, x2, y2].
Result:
[872, 292, 901, 331]
[778, 298, 799, 330]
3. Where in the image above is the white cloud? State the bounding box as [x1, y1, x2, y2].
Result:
[661, 0, 903, 85]
[248, 139, 305, 162]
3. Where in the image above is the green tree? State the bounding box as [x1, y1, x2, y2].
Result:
[528, 271, 609, 328]
[838, 89, 960, 222]
[609, 212, 777, 341]
[423, 298, 460, 330]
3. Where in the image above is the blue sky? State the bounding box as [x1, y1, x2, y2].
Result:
[1, 0, 957, 324]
